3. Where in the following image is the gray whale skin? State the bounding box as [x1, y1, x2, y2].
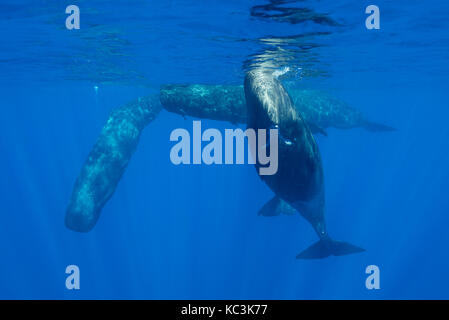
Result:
[65, 95, 161, 232]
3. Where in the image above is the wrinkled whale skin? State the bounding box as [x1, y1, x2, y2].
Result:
[160, 84, 246, 124]
[160, 83, 395, 133]
[65, 95, 162, 232]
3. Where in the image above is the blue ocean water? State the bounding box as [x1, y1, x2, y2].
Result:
[0, 0, 448, 299]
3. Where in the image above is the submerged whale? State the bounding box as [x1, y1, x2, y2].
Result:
[65, 95, 162, 232]
[160, 84, 395, 134]
[244, 69, 364, 259]
[66, 83, 392, 235]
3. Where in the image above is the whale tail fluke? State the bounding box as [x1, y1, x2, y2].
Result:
[296, 236, 365, 259]
[362, 120, 396, 132]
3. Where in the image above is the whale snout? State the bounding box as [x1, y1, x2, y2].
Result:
[65, 197, 99, 233]
[65, 208, 98, 233]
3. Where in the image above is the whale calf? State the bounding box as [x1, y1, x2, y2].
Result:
[160, 83, 395, 133]
[244, 69, 364, 259]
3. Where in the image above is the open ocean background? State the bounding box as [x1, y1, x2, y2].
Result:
[0, 0, 448, 299]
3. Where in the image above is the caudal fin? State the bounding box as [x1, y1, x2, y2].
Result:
[362, 120, 396, 132]
[296, 237, 365, 259]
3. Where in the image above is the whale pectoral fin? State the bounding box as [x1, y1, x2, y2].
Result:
[258, 196, 282, 216]
[296, 237, 365, 259]
[281, 200, 296, 216]
[307, 122, 328, 136]
[259, 196, 297, 216]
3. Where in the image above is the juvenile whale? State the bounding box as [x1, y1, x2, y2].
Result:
[244, 69, 364, 259]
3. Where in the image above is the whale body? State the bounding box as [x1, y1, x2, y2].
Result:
[244, 69, 364, 259]
[65, 95, 162, 232]
[160, 83, 395, 134]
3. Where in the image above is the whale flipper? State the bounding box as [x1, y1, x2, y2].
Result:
[296, 236, 365, 259]
[258, 196, 296, 216]
[258, 196, 282, 216]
